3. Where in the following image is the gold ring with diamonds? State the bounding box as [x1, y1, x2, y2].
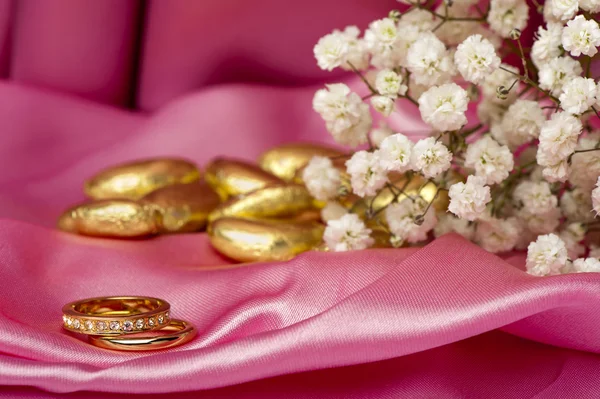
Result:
[62, 296, 171, 335]
[87, 319, 197, 351]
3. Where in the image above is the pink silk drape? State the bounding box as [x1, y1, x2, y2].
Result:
[1, 1, 600, 398]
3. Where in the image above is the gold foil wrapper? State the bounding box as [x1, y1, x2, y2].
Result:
[204, 157, 284, 200]
[208, 184, 315, 223]
[208, 217, 324, 262]
[349, 174, 449, 220]
[140, 182, 221, 233]
[84, 158, 200, 200]
[258, 143, 346, 181]
[57, 200, 160, 237]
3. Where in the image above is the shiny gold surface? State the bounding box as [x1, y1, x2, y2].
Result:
[140, 182, 221, 233]
[350, 174, 448, 221]
[208, 184, 316, 223]
[258, 143, 346, 181]
[62, 296, 170, 336]
[88, 319, 197, 351]
[204, 157, 284, 200]
[57, 200, 160, 237]
[84, 158, 200, 200]
[208, 217, 325, 262]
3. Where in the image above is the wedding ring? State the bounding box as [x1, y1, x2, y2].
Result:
[62, 296, 170, 335]
[87, 319, 197, 351]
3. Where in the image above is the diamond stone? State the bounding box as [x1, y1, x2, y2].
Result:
[84, 320, 94, 330]
[157, 314, 165, 324]
[135, 318, 145, 329]
[96, 321, 107, 331]
[109, 321, 120, 331]
[72, 319, 81, 329]
[148, 317, 156, 327]
[165, 311, 170, 320]
[123, 320, 134, 332]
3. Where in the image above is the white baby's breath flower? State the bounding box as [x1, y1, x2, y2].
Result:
[314, 31, 349, 71]
[339, 26, 370, 71]
[324, 213, 374, 251]
[399, 9, 437, 32]
[592, 176, 600, 216]
[580, 0, 600, 13]
[559, 77, 597, 115]
[313, 83, 372, 147]
[385, 196, 437, 243]
[314, 27, 369, 72]
[345, 150, 388, 197]
[434, 214, 475, 240]
[500, 100, 546, 149]
[532, 23, 564, 68]
[465, 136, 514, 185]
[536, 150, 570, 182]
[448, 175, 491, 221]
[379, 133, 414, 173]
[371, 95, 395, 116]
[526, 234, 568, 276]
[560, 222, 587, 259]
[538, 56, 583, 97]
[562, 15, 600, 57]
[538, 111, 582, 159]
[482, 64, 519, 104]
[375, 69, 408, 98]
[302, 156, 341, 201]
[550, 0, 579, 21]
[365, 18, 403, 68]
[573, 257, 600, 272]
[513, 180, 558, 214]
[454, 34, 501, 84]
[411, 137, 452, 178]
[517, 206, 562, 235]
[570, 134, 600, 191]
[370, 122, 394, 148]
[487, 0, 529, 38]
[477, 217, 521, 253]
[418, 83, 469, 131]
[436, 5, 491, 46]
[321, 201, 348, 222]
[406, 32, 455, 86]
[561, 187, 595, 222]
[478, 99, 507, 126]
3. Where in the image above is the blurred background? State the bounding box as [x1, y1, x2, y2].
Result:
[0, 0, 398, 110]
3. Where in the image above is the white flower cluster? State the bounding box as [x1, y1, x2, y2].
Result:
[311, 0, 600, 277]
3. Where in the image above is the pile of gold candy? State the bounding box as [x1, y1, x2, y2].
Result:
[57, 144, 336, 262]
[58, 143, 446, 262]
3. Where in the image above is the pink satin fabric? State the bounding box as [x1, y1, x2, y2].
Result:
[1, 1, 600, 398]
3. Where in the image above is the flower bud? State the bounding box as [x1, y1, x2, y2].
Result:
[496, 85, 510, 100]
[510, 29, 521, 40]
[388, 10, 401, 22]
[413, 214, 425, 226]
[389, 235, 403, 248]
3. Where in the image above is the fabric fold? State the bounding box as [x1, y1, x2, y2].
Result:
[1, 220, 600, 393]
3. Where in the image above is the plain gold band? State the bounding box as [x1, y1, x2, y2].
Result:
[87, 319, 197, 351]
[62, 296, 170, 336]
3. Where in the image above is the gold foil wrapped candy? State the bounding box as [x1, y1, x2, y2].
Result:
[208, 218, 325, 262]
[57, 200, 160, 238]
[258, 143, 345, 181]
[84, 158, 200, 200]
[204, 157, 284, 200]
[140, 182, 221, 233]
[208, 184, 316, 223]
